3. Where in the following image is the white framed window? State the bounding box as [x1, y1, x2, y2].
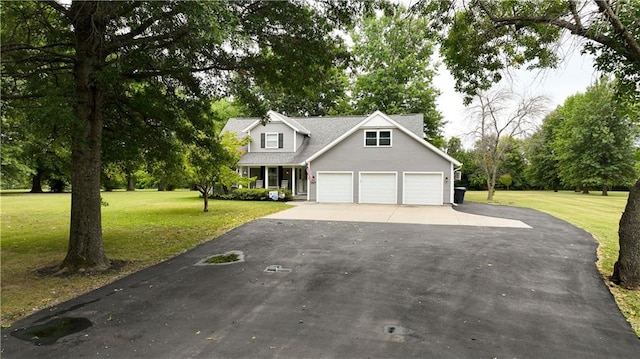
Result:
[265, 133, 279, 148]
[364, 130, 392, 147]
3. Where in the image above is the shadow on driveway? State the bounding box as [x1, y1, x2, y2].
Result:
[2, 204, 639, 358]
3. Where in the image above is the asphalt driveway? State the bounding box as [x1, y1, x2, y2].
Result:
[2, 203, 639, 358]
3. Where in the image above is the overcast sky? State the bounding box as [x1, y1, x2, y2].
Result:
[435, 48, 598, 146]
[393, 1, 600, 146]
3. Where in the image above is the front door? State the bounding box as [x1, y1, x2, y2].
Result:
[296, 168, 307, 194]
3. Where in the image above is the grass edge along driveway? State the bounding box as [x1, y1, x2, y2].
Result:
[0, 190, 289, 327]
[464, 190, 639, 336]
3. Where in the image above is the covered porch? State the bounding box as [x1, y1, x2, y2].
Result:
[241, 165, 308, 197]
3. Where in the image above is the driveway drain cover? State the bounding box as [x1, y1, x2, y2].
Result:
[264, 265, 291, 273]
[195, 250, 244, 266]
[384, 325, 412, 335]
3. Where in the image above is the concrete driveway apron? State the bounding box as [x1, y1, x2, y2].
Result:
[264, 202, 531, 227]
[2, 203, 638, 358]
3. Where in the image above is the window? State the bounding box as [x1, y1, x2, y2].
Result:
[379, 131, 391, 146]
[365, 131, 378, 146]
[364, 130, 392, 147]
[261, 132, 283, 149]
[265, 133, 279, 148]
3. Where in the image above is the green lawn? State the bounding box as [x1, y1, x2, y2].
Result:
[464, 190, 639, 335]
[0, 190, 289, 327]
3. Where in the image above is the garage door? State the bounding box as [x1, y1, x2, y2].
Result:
[403, 173, 442, 205]
[360, 172, 397, 204]
[317, 172, 353, 203]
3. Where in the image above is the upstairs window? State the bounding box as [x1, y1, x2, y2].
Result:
[261, 133, 284, 149]
[364, 130, 392, 147]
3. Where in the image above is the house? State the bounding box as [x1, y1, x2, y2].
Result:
[221, 110, 462, 205]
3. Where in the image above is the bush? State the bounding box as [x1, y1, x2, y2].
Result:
[214, 188, 291, 201]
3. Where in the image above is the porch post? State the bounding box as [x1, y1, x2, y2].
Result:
[265, 166, 270, 188]
[291, 167, 296, 196]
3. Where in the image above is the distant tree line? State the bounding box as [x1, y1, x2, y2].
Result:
[447, 79, 639, 195]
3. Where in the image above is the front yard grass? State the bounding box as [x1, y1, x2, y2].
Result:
[0, 190, 289, 327]
[465, 190, 639, 336]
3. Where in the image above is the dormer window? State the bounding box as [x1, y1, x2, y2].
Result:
[261, 132, 284, 149]
[364, 130, 392, 147]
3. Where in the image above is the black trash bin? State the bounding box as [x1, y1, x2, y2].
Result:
[454, 187, 466, 204]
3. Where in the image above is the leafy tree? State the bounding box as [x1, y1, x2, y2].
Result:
[348, 5, 444, 145]
[499, 174, 513, 190]
[415, 0, 640, 288]
[188, 132, 226, 213]
[445, 137, 464, 159]
[525, 110, 565, 191]
[210, 99, 249, 131]
[1, 115, 33, 188]
[554, 80, 636, 195]
[235, 60, 350, 117]
[499, 137, 528, 190]
[1, 1, 364, 273]
[446, 137, 477, 188]
[216, 132, 254, 193]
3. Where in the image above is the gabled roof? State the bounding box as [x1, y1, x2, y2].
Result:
[241, 110, 311, 135]
[221, 111, 460, 167]
[305, 111, 461, 166]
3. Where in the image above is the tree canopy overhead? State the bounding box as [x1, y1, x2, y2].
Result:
[413, 0, 640, 103]
[1, 0, 367, 273]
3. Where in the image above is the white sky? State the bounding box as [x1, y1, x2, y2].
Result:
[435, 49, 599, 146]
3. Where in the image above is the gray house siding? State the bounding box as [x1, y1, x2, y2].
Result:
[295, 131, 306, 152]
[308, 128, 452, 204]
[249, 122, 295, 153]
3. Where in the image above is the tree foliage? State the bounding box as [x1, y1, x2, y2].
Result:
[553, 79, 637, 194]
[525, 110, 564, 191]
[1, 0, 364, 273]
[348, 5, 444, 145]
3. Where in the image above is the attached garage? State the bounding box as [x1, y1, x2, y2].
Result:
[359, 172, 397, 204]
[316, 172, 353, 203]
[403, 172, 443, 205]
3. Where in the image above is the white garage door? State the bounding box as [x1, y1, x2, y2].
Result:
[317, 172, 353, 203]
[360, 172, 397, 204]
[403, 173, 443, 205]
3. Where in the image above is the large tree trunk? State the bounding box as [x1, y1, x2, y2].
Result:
[60, 2, 110, 273]
[602, 184, 608, 196]
[30, 170, 43, 193]
[126, 174, 135, 191]
[612, 178, 640, 289]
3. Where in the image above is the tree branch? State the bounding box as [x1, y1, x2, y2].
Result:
[568, 0, 583, 29]
[478, 2, 612, 52]
[42, 0, 70, 18]
[594, 0, 640, 63]
[106, 7, 182, 53]
[1, 43, 75, 60]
